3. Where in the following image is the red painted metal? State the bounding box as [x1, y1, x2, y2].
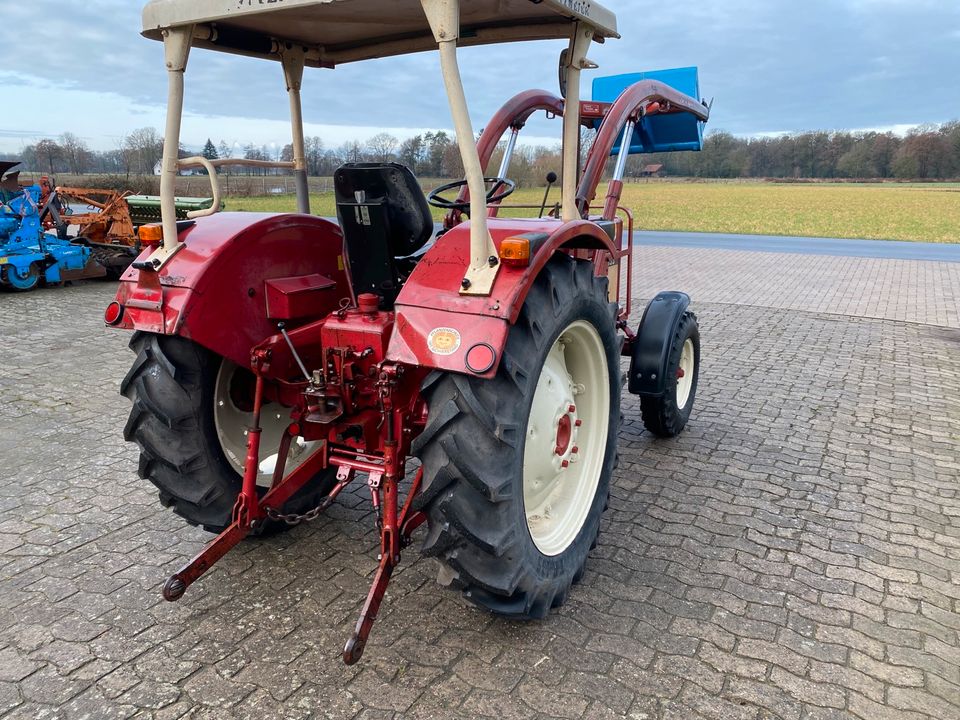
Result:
[616, 205, 635, 323]
[579, 100, 611, 123]
[321, 305, 393, 361]
[161, 383, 332, 601]
[357, 292, 379, 314]
[395, 218, 615, 320]
[576, 80, 710, 213]
[114, 213, 352, 367]
[162, 522, 248, 601]
[162, 442, 350, 601]
[264, 273, 338, 320]
[602, 179, 624, 221]
[343, 466, 425, 665]
[389, 218, 615, 376]
[555, 414, 572, 455]
[235, 364, 267, 522]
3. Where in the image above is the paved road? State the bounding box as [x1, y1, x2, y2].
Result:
[1, 246, 959, 719]
[634, 230, 960, 263]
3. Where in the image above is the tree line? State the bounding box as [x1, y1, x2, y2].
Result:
[628, 122, 960, 180]
[3, 121, 958, 182]
[0, 129, 468, 179]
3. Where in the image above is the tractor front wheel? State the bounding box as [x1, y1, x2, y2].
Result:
[413, 255, 620, 617]
[121, 332, 337, 533]
[639, 312, 700, 438]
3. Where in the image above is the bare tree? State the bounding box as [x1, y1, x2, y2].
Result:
[339, 140, 363, 164]
[305, 136, 325, 175]
[34, 139, 63, 175]
[124, 127, 164, 175]
[398, 135, 424, 173]
[367, 133, 398, 163]
[60, 133, 91, 175]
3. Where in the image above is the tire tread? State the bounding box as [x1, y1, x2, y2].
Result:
[415, 255, 620, 618]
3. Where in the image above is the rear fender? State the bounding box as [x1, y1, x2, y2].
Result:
[388, 218, 617, 378]
[113, 213, 352, 368]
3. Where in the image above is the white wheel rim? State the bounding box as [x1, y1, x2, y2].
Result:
[523, 320, 610, 556]
[676, 338, 695, 410]
[213, 360, 318, 487]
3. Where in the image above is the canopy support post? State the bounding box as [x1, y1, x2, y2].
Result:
[561, 24, 593, 222]
[281, 46, 310, 215]
[421, 0, 500, 296]
[150, 26, 193, 268]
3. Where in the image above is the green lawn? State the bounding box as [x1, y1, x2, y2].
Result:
[224, 181, 960, 243]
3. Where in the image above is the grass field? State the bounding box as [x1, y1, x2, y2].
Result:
[224, 181, 960, 243]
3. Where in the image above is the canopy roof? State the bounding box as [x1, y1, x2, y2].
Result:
[142, 0, 618, 66]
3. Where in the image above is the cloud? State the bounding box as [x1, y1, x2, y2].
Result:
[0, 0, 957, 152]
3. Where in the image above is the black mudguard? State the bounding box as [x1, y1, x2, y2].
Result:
[628, 291, 691, 396]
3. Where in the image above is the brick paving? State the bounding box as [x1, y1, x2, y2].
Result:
[0, 246, 959, 719]
[633, 246, 960, 328]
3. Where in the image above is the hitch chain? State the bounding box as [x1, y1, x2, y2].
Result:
[263, 491, 338, 526]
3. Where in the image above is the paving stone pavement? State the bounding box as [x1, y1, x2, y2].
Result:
[632, 246, 960, 328]
[0, 246, 959, 719]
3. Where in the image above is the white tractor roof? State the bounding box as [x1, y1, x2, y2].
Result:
[142, 0, 619, 66]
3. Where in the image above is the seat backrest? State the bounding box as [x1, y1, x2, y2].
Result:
[334, 163, 432, 257]
[334, 163, 433, 304]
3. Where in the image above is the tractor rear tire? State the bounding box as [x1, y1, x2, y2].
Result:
[121, 332, 337, 534]
[413, 255, 620, 618]
[640, 311, 700, 438]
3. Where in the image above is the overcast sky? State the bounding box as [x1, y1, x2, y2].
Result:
[0, 0, 957, 154]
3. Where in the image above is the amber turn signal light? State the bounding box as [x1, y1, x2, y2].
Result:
[138, 223, 163, 245]
[499, 237, 530, 266]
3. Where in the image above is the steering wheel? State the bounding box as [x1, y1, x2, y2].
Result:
[427, 176, 516, 213]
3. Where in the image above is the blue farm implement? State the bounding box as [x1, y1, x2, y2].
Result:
[0, 164, 105, 291]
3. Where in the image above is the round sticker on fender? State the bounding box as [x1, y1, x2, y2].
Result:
[427, 327, 461, 356]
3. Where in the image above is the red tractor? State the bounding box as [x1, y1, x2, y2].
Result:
[112, 0, 710, 664]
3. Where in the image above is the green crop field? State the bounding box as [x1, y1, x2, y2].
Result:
[224, 181, 960, 243]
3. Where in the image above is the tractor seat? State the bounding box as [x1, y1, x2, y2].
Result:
[334, 163, 433, 306]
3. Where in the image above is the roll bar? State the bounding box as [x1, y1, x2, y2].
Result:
[447, 89, 565, 225]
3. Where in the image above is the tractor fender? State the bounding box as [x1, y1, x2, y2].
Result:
[113, 213, 352, 368]
[388, 218, 617, 378]
[627, 291, 691, 396]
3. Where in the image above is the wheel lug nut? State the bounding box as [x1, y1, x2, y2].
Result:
[574, 419, 582, 427]
[568, 405, 576, 413]
[561, 460, 569, 468]
[571, 446, 579, 454]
